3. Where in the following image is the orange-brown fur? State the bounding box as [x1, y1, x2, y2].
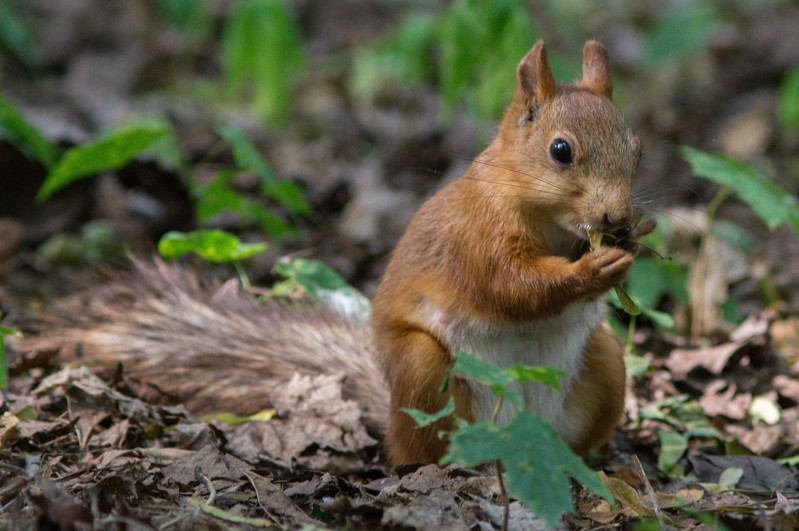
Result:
[565, 326, 628, 455]
[372, 40, 652, 464]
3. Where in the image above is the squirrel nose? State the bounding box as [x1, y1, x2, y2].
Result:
[603, 211, 631, 230]
[613, 226, 633, 240]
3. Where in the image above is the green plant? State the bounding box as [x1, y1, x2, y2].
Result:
[158, 229, 267, 263]
[0, 326, 20, 390]
[352, 0, 536, 123]
[36, 122, 173, 202]
[268, 257, 372, 323]
[0, 2, 38, 69]
[350, 12, 438, 99]
[1, 94, 306, 249]
[270, 258, 351, 298]
[405, 352, 611, 528]
[155, 0, 211, 34]
[439, 0, 535, 120]
[192, 124, 310, 237]
[612, 147, 799, 341]
[37, 220, 125, 265]
[0, 95, 59, 167]
[158, 228, 268, 289]
[682, 147, 799, 235]
[642, 3, 717, 64]
[777, 67, 799, 133]
[221, 0, 306, 124]
[639, 394, 724, 476]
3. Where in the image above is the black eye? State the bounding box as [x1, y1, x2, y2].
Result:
[550, 138, 573, 165]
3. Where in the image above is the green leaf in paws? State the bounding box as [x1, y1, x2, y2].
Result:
[586, 227, 642, 316]
[615, 285, 641, 316]
[587, 227, 604, 250]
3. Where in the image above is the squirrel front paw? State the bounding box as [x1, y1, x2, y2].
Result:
[578, 247, 633, 295]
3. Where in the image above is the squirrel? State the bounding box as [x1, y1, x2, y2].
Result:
[12, 40, 653, 466]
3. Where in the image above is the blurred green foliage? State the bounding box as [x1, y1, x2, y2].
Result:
[37, 123, 170, 201]
[0, 90, 307, 245]
[0, 95, 58, 167]
[0, 325, 18, 390]
[156, 0, 211, 33]
[221, 0, 306, 124]
[352, 0, 536, 123]
[778, 68, 799, 133]
[642, 3, 717, 63]
[0, 1, 38, 68]
[682, 147, 799, 235]
[195, 124, 310, 237]
[38, 220, 125, 265]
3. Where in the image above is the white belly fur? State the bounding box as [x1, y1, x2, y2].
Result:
[425, 300, 604, 445]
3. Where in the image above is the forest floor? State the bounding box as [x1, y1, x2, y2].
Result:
[2, 1, 799, 529]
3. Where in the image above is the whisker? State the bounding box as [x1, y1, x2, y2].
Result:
[632, 187, 667, 205]
[474, 158, 576, 196]
[461, 176, 574, 200]
[637, 242, 668, 260]
[450, 153, 575, 196]
[645, 208, 728, 257]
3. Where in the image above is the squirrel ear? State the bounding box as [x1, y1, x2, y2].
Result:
[581, 40, 612, 100]
[515, 40, 556, 104]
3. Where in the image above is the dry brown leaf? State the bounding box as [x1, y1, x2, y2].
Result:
[688, 452, 799, 493]
[0, 412, 20, 448]
[599, 471, 657, 518]
[774, 375, 799, 403]
[736, 424, 783, 455]
[641, 488, 704, 509]
[698, 380, 751, 419]
[771, 317, 799, 365]
[245, 471, 319, 527]
[666, 343, 739, 380]
[86, 447, 194, 469]
[221, 373, 379, 473]
[27, 477, 94, 530]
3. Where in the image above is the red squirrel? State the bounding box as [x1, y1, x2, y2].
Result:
[372, 40, 653, 464]
[13, 40, 652, 466]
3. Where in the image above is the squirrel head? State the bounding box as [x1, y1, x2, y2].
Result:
[495, 40, 641, 240]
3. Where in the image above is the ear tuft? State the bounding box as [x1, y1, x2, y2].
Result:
[515, 40, 556, 104]
[581, 40, 612, 100]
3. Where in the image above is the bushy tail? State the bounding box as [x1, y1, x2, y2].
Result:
[13, 258, 389, 438]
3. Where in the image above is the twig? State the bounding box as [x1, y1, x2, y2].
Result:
[233, 261, 252, 290]
[631, 454, 662, 525]
[496, 461, 509, 531]
[194, 466, 217, 506]
[490, 396, 509, 531]
[491, 396, 505, 424]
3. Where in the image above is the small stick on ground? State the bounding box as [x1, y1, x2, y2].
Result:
[632, 454, 662, 525]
